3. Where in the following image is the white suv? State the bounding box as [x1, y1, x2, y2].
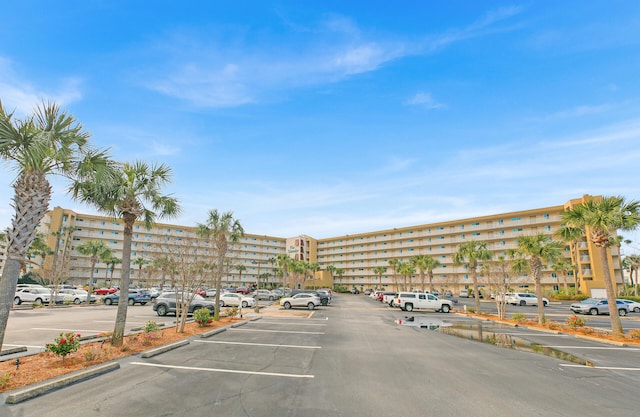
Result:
[394, 292, 453, 313]
[507, 293, 549, 306]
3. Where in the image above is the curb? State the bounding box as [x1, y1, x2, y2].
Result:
[200, 327, 227, 338]
[575, 334, 628, 346]
[140, 339, 190, 358]
[5, 362, 120, 404]
[230, 321, 249, 328]
[0, 346, 28, 357]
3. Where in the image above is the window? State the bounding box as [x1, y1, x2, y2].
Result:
[512, 217, 521, 221]
[472, 232, 480, 236]
[512, 228, 523, 232]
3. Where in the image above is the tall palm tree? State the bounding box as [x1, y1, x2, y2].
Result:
[99, 247, 114, 286]
[73, 160, 180, 346]
[132, 257, 147, 286]
[107, 257, 121, 285]
[411, 255, 441, 292]
[276, 254, 292, 291]
[325, 265, 336, 288]
[551, 259, 571, 295]
[515, 234, 564, 324]
[197, 210, 244, 321]
[562, 196, 640, 337]
[453, 241, 492, 313]
[554, 225, 584, 293]
[373, 266, 387, 289]
[388, 259, 401, 291]
[76, 240, 112, 303]
[335, 268, 345, 288]
[151, 255, 170, 290]
[235, 264, 246, 286]
[622, 254, 640, 296]
[398, 262, 415, 291]
[0, 101, 112, 350]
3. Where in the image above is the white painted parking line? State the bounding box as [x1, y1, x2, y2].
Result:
[31, 328, 105, 334]
[257, 321, 326, 326]
[131, 362, 314, 378]
[229, 328, 324, 335]
[3, 344, 44, 349]
[499, 333, 568, 336]
[561, 364, 640, 371]
[545, 346, 640, 351]
[194, 340, 321, 349]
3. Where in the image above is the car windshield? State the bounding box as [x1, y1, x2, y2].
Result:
[581, 298, 600, 304]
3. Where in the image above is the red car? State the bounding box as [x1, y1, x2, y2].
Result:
[94, 287, 118, 295]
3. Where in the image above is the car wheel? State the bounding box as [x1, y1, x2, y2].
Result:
[589, 308, 598, 315]
[635, 307, 640, 313]
[13, 297, 21, 306]
[127, 298, 135, 306]
[543, 301, 548, 307]
[73, 298, 81, 304]
[321, 300, 328, 306]
[269, 296, 274, 301]
[405, 303, 414, 312]
[34, 298, 43, 305]
[156, 305, 168, 316]
[619, 309, 627, 316]
[441, 304, 451, 313]
[284, 302, 291, 309]
[519, 300, 526, 306]
[241, 301, 248, 308]
[307, 302, 315, 310]
[104, 298, 113, 305]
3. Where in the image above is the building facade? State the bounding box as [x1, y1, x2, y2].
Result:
[24, 195, 622, 295]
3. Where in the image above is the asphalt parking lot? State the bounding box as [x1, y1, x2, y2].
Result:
[3, 295, 640, 416]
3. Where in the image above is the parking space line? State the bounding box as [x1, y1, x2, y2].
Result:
[31, 327, 105, 333]
[545, 346, 640, 351]
[561, 364, 640, 371]
[499, 333, 569, 336]
[4, 343, 44, 349]
[257, 321, 326, 326]
[131, 362, 314, 378]
[229, 328, 324, 335]
[194, 340, 321, 349]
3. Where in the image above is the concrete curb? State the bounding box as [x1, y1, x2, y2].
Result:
[575, 334, 628, 346]
[140, 339, 190, 358]
[200, 327, 227, 338]
[5, 362, 120, 404]
[0, 346, 28, 357]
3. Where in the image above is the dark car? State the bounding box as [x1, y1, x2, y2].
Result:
[291, 289, 330, 306]
[153, 292, 221, 316]
[103, 289, 151, 306]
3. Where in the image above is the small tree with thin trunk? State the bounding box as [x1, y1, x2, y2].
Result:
[76, 240, 112, 303]
[373, 266, 387, 289]
[453, 241, 492, 313]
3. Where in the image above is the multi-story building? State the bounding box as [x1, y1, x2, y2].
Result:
[28, 195, 622, 295]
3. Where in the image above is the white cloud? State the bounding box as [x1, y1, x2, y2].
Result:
[405, 92, 445, 109]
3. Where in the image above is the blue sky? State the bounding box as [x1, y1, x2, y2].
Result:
[1, 1, 639, 251]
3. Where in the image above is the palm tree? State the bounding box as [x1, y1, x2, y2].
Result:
[76, 240, 112, 303]
[554, 225, 584, 293]
[335, 268, 345, 288]
[453, 241, 492, 313]
[411, 255, 441, 293]
[551, 259, 572, 295]
[373, 266, 387, 289]
[132, 257, 147, 286]
[73, 160, 179, 346]
[623, 254, 640, 296]
[398, 262, 415, 291]
[197, 210, 244, 321]
[325, 265, 336, 288]
[515, 234, 564, 324]
[235, 264, 246, 285]
[0, 101, 112, 350]
[151, 255, 170, 290]
[107, 257, 121, 285]
[276, 254, 292, 291]
[99, 247, 114, 286]
[388, 259, 401, 291]
[561, 196, 640, 337]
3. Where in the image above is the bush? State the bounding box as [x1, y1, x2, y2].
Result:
[566, 315, 586, 329]
[629, 329, 640, 339]
[511, 313, 527, 323]
[144, 320, 161, 333]
[194, 308, 213, 327]
[226, 306, 238, 318]
[46, 332, 81, 361]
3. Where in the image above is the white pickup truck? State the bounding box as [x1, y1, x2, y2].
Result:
[394, 292, 453, 313]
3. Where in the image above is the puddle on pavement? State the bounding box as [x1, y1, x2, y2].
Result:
[395, 316, 453, 330]
[438, 323, 592, 366]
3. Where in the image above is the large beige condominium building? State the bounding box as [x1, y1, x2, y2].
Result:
[28, 195, 622, 295]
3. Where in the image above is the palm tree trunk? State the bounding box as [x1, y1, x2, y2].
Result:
[0, 172, 52, 350]
[86, 258, 97, 304]
[599, 247, 623, 337]
[472, 268, 481, 313]
[535, 275, 545, 325]
[562, 272, 569, 295]
[112, 219, 134, 346]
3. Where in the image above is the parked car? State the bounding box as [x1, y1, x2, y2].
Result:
[570, 298, 629, 316]
[393, 292, 453, 313]
[56, 289, 96, 304]
[381, 292, 397, 306]
[205, 288, 218, 298]
[235, 287, 251, 295]
[94, 287, 118, 295]
[103, 289, 151, 306]
[220, 292, 256, 308]
[14, 287, 51, 305]
[617, 299, 640, 313]
[507, 293, 549, 307]
[459, 289, 469, 298]
[280, 293, 321, 310]
[290, 289, 330, 306]
[153, 292, 220, 316]
[255, 289, 276, 301]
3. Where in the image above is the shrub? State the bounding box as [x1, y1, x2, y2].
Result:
[226, 306, 238, 317]
[0, 371, 15, 388]
[566, 315, 586, 329]
[511, 313, 527, 323]
[144, 320, 161, 333]
[46, 332, 81, 361]
[629, 329, 640, 339]
[194, 308, 213, 327]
